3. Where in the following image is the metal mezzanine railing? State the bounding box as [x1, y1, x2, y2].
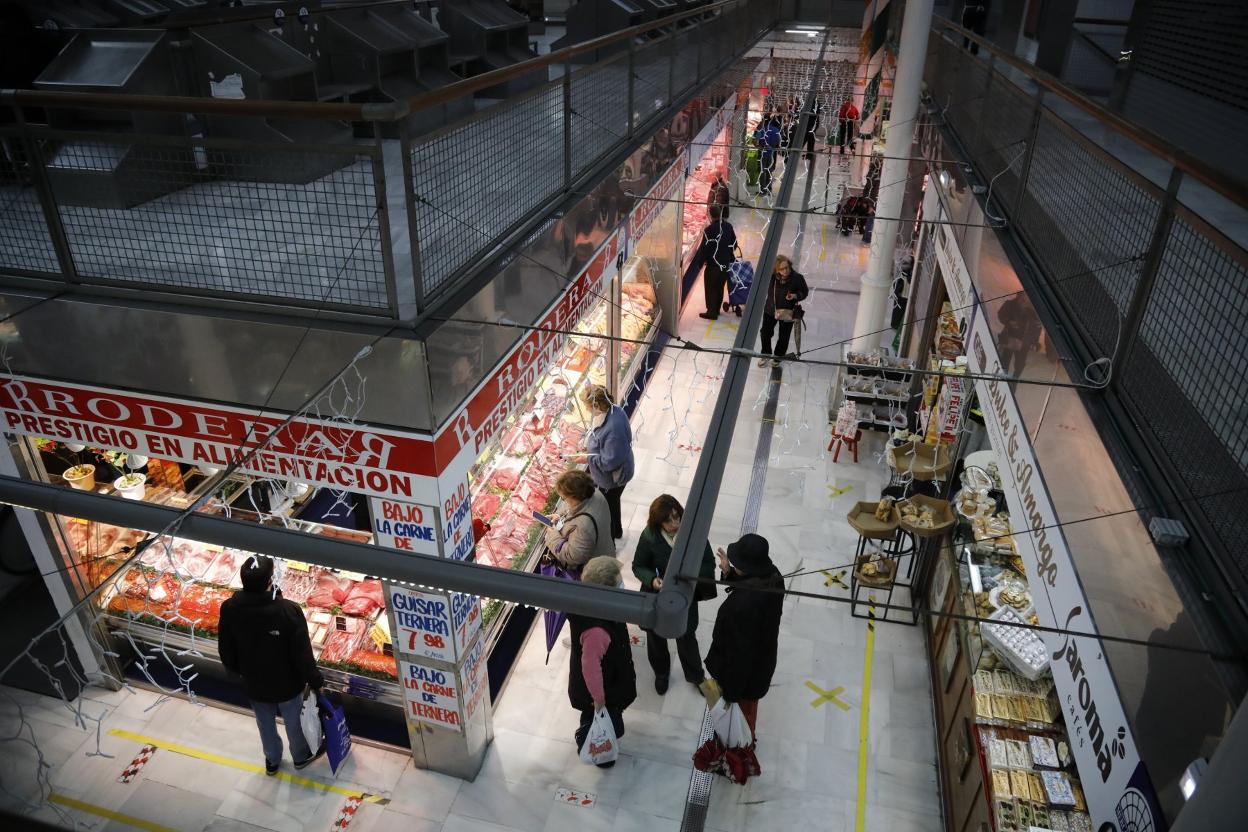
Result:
[924, 19, 1248, 612]
[0, 0, 778, 320]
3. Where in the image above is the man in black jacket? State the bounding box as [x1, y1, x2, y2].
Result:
[218, 556, 324, 775]
[704, 534, 785, 736]
[690, 204, 738, 321]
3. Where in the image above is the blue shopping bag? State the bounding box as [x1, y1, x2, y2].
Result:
[318, 692, 352, 775]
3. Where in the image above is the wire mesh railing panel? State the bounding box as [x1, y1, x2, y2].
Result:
[1137, 217, 1248, 469]
[633, 39, 673, 127]
[946, 47, 988, 147]
[409, 82, 566, 300]
[673, 39, 700, 98]
[0, 134, 62, 276]
[1120, 339, 1248, 586]
[570, 57, 631, 180]
[969, 72, 1033, 212]
[47, 137, 389, 310]
[1015, 114, 1160, 356]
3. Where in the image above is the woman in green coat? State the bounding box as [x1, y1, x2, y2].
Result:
[631, 494, 717, 694]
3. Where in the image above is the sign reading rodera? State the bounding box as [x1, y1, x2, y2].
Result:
[0, 375, 439, 502]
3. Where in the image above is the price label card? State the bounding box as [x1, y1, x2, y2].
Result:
[285, 560, 310, 572]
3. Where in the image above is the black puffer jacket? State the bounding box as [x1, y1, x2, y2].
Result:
[218, 589, 322, 703]
[704, 568, 785, 702]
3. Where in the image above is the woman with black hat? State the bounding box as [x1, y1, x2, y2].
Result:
[703, 533, 785, 736]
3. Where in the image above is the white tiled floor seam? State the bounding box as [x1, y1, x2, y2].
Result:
[1, 152, 940, 832]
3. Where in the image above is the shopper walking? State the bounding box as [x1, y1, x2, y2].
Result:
[689, 204, 738, 320]
[631, 494, 716, 694]
[996, 293, 1041, 377]
[753, 114, 782, 195]
[573, 385, 635, 540]
[961, 2, 988, 54]
[758, 255, 809, 367]
[218, 556, 324, 775]
[835, 99, 859, 155]
[569, 556, 637, 768]
[802, 96, 823, 164]
[707, 169, 731, 220]
[703, 534, 784, 736]
[544, 469, 616, 571]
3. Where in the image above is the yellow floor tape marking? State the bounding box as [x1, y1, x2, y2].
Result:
[49, 793, 177, 832]
[705, 319, 716, 339]
[855, 598, 878, 832]
[805, 680, 851, 711]
[107, 729, 386, 804]
[826, 483, 852, 498]
[820, 569, 848, 589]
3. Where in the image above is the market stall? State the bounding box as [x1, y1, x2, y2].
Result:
[23, 439, 407, 722]
[468, 238, 657, 633]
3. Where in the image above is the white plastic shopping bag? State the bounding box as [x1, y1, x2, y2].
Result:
[300, 690, 323, 754]
[578, 708, 619, 766]
[711, 701, 754, 749]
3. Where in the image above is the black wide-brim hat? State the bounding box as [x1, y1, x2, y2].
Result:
[726, 533, 773, 576]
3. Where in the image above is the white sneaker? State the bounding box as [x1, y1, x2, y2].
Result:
[771, 358, 782, 368]
[758, 357, 769, 367]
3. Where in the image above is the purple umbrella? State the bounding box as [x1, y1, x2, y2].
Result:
[540, 560, 579, 663]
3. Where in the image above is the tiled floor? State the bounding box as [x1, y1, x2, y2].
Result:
[0, 151, 940, 832]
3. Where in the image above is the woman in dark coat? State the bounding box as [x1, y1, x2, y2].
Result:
[631, 495, 716, 694]
[568, 557, 637, 768]
[759, 254, 810, 366]
[704, 533, 784, 735]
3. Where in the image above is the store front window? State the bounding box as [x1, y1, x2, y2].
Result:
[928, 150, 1236, 822]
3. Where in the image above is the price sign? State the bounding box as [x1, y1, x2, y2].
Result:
[399, 659, 462, 732]
[371, 497, 440, 555]
[389, 586, 455, 662]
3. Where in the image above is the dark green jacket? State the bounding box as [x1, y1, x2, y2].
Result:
[631, 526, 716, 631]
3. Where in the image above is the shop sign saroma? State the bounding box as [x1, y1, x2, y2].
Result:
[933, 199, 1165, 831]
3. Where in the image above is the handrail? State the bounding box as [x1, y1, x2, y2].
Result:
[933, 18, 1248, 209]
[1, 0, 742, 122]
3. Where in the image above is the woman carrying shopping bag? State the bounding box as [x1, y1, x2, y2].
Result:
[568, 557, 637, 768]
[758, 255, 809, 367]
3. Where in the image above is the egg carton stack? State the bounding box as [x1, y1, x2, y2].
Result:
[982, 605, 1049, 681]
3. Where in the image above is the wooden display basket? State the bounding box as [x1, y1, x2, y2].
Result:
[854, 553, 897, 588]
[847, 501, 899, 539]
[892, 441, 952, 481]
[897, 494, 956, 538]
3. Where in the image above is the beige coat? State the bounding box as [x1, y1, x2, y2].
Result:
[543, 490, 617, 568]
